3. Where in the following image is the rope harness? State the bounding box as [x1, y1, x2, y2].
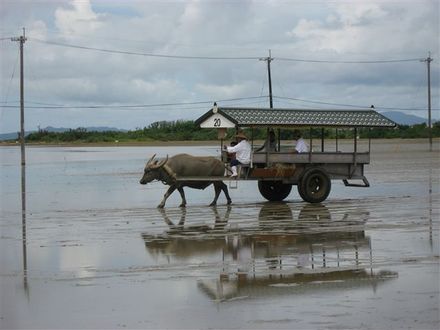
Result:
[159, 163, 178, 185]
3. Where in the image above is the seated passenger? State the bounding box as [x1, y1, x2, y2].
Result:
[293, 130, 309, 153]
[255, 129, 277, 152]
[224, 132, 251, 177]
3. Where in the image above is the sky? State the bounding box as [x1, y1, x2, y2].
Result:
[0, 0, 439, 133]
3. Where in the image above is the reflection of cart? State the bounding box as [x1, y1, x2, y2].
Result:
[141, 203, 397, 301]
[194, 106, 396, 203]
[198, 268, 398, 302]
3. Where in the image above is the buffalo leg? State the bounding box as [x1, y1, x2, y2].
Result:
[210, 183, 222, 206]
[211, 182, 232, 206]
[221, 182, 232, 204]
[158, 186, 176, 208]
[177, 187, 187, 208]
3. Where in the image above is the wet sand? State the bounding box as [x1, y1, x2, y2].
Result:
[0, 140, 439, 329]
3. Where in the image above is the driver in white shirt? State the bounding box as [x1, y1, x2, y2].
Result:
[224, 132, 251, 177]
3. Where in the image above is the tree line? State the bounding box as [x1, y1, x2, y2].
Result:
[24, 120, 440, 143]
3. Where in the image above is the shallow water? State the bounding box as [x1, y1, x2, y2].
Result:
[0, 140, 439, 329]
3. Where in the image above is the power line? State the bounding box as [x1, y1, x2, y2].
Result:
[31, 38, 261, 60]
[0, 100, 65, 106]
[273, 96, 439, 111]
[273, 96, 370, 109]
[30, 38, 428, 64]
[2, 95, 436, 112]
[2, 47, 19, 104]
[0, 96, 268, 110]
[275, 56, 424, 64]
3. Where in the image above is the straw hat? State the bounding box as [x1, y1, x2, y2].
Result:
[235, 132, 247, 140]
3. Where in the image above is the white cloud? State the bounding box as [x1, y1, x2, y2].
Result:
[291, 1, 436, 57]
[333, 2, 387, 25]
[287, 2, 408, 53]
[195, 82, 252, 99]
[179, 0, 202, 28]
[0, 0, 438, 133]
[55, 0, 105, 36]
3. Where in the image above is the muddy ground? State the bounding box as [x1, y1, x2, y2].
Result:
[0, 139, 439, 329]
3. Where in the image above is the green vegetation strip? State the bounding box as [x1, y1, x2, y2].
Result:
[19, 120, 440, 144]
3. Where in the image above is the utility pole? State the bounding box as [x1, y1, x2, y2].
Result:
[422, 53, 433, 151]
[260, 50, 279, 151]
[11, 28, 27, 165]
[260, 50, 274, 108]
[12, 29, 28, 290]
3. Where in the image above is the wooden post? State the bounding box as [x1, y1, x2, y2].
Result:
[336, 128, 339, 152]
[354, 128, 358, 154]
[277, 128, 281, 152]
[368, 128, 371, 153]
[265, 127, 269, 167]
[251, 127, 254, 168]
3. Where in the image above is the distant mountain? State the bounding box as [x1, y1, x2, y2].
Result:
[0, 132, 21, 141]
[0, 126, 126, 141]
[380, 111, 428, 125]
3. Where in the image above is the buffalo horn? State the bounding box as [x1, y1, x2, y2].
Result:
[149, 155, 168, 169]
[147, 154, 156, 166]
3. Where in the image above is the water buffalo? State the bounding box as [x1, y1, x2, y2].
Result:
[140, 153, 232, 208]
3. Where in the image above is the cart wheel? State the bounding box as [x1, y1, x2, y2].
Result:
[297, 180, 307, 201]
[298, 167, 331, 203]
[258, 180, 292, 201]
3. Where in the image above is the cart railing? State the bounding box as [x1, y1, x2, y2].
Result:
[251, 151, 370, 165]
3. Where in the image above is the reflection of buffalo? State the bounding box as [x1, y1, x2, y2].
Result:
[142, 203, 370, 260]
[142, 207, 231, 259]
[140, 154, 231, 208]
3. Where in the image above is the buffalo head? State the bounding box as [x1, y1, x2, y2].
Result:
[139, 154, 169, 185]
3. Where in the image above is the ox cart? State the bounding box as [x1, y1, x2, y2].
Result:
[191, 105, 396, 204]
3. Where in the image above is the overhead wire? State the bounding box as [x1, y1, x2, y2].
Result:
[0, 96, 268, 110]
[0, 37, 14, 41]
[273, 95, 439, 111]
[0, 100, 65, 106]
[30, 38, 262, 60]
[2, 47, 19, 104]
[1, 47, 20, 123]
[2, 37, 435, 120]
[2, 95, 436, 112]
[275, 56, 424, 64]
[40, 27, 261, 52]
[30, 38, 429, 64]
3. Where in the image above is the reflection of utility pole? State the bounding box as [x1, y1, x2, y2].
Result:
[422, 53, 433, 151]
[11, 28, 27, 165]
[21, 164, 28, 297]
[260, 50, 274, 109]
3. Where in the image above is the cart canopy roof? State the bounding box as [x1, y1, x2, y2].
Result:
[195, 106, 397, 128]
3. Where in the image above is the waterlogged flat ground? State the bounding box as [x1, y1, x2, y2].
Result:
[0, 140, 439, 329]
